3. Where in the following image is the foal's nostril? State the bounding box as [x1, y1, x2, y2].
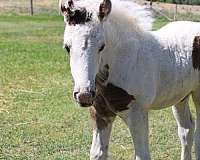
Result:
[73, 91, 79, 99]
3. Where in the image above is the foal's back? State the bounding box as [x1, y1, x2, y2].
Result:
[155, 21, 200, 36]
[150, 21, 200, 108]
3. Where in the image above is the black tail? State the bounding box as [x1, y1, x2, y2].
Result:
[192, 36, 200, 70]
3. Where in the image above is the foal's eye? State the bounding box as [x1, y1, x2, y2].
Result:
[99, 44, 105, 52]
[65, 45, 71, 53]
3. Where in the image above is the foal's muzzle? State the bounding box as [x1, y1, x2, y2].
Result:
[73, 89, 95, 107]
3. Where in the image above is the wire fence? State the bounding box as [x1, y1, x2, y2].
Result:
[142, 1, 200, 21]
[0, 0, 60, 16]
[1, 0, 200, 21]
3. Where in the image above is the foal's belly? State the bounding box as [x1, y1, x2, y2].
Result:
[150, 71, 199, 110]
[150, 92, 190, 110]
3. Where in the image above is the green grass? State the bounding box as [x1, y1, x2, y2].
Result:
[0, 15, 196, 160]
[152, 16, 170, 30]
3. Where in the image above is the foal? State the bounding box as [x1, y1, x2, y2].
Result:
[60, 0, 200, 159]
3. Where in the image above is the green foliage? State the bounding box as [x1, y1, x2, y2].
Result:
[0, 15, 195, 159]
[159, 0, 200, 5]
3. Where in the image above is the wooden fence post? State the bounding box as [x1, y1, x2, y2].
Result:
[174, 3, 178, 21]
[30, 0, 33, 16]
[58, 0, 62, 15]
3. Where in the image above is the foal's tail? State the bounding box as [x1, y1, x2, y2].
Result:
[192, 89, 200, 160]
[183, 33, 200, 160]
[192, 36, 200, 71]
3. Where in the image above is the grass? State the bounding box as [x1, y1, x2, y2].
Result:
[152, 16, 170, 30]
[0, 14, 196, 160]
[159, 10, 200, 22]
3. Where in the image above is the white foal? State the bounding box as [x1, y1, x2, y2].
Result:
[60, 0, 200, 159]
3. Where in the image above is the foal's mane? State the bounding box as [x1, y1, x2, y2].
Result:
[109, 0, 154, 32]
[61, 0, 154, 31]
[103, 0, 154, 48]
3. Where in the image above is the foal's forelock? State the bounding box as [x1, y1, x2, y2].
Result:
[61, 0, 93, 25]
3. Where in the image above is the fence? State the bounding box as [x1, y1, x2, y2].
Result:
[0, 0, 60, 15]
[143, 1, 200, 21]
[0, 0, 200, 21]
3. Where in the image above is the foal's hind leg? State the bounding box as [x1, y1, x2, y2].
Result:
[192, 90, 200, 160]
[172, 96, 194, 160]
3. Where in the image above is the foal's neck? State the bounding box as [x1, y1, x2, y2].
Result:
[100, 14, 148, 69]
[99, 16, 160, 87]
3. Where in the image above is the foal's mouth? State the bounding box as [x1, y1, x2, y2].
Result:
[74, 91, 95, 107]
[79, 102, 94, 107]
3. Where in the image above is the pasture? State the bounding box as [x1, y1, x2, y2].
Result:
[0, 15, 196, 159]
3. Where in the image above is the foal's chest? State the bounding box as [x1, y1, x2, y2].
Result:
[94, 65, 135, 116]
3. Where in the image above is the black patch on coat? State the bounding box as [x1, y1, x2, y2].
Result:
[192, 36, 200, 70]
[90, 65, 135, 129]
[102, 83, 135, 111]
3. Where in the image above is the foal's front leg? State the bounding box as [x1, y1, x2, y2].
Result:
[90, 106, 115, 160]
[120, 104, 151, 160]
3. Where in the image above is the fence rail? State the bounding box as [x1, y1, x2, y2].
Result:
[137, 0, 200, 21]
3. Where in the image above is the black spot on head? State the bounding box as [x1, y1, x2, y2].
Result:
[66, 8, 93, 25]
[68, 0, 74, 8]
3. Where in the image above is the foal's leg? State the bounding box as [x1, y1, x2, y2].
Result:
[90, 106, 115, 160]
[172, 96, 194, 160]
[119, 104, 151, 160]
[192, 90, 200, 160]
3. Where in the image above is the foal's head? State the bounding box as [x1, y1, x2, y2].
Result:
[61, 0, 112, 107]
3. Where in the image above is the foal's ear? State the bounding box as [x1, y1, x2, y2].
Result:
[60, 4, 67, 16]
[60, 4, 69, 16]
[60, 0, 74, 16]
[98, 0, 112, 21]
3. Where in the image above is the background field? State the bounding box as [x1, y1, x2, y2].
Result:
[0, 0, 59, 15]
[0, 2, 198, 160]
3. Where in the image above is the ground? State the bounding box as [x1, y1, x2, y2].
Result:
[0, 15, 196, 160]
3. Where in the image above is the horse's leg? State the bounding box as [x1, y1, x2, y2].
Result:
[89, 106, 115, 160]
[119, 104, 151, 160]
[172, 96, 194, 160]
[192, 89, 200, 160]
